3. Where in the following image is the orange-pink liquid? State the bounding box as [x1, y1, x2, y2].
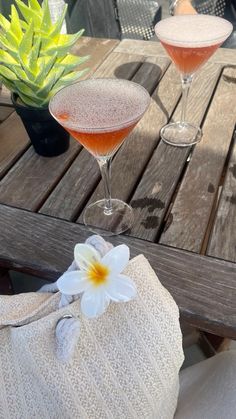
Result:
[161, 41, 221, 74]
[57, 112, 136, 157]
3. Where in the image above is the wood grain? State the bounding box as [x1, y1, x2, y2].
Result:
[0, 84, 13, 107]
[132, 56, 170, 93]
[160, 67, 236, 253]
[0, 204, 236, 338]
[130, 63, 222, 241]
[0, 112, 30, 179]
[207, 135, 236, 262]
[0, 107, 14, 123]
[40, 148, 100, 220]
[72, 37, 119, 78]
[114, 38, 166, 57]
[89, 51, 145, 79]
[0, 142, 80, 210]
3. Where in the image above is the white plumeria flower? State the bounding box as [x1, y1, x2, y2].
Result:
[57, 243, 136, 318]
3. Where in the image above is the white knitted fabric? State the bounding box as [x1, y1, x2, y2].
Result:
[0, 255, 184, 419]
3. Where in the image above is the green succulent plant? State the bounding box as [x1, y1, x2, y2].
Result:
[0, 0, 88, 108]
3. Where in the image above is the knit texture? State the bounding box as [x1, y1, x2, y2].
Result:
[0, 255, 184, 419]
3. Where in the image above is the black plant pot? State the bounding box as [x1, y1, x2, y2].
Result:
[12, 93, 70, 157]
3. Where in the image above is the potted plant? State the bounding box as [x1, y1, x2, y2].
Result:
[0, 0, 88, 157]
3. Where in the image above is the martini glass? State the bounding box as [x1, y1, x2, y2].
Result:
[49, 78, 150, 235]
[155, 14, 232, 146]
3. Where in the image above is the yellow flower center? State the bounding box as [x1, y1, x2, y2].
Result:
[87, 262, 110, 286]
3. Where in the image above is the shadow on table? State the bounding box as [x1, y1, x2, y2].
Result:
[114, 61, 170, 120]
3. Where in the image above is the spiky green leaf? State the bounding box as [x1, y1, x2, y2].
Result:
[9, 64, 39, 89]
[0, 34, 17, 54]
[37, 67, 65, 98]
[0, 14, 10, 32]
[56, 54, 89, 72]
[28, 37, 41, 73]
[6, 30, 20, 48]
[19, 19, 29, 30]
[0, 50, 18, 65]
[14, 79, 43, 100]
[0, 76, 15, 92]
[19, 20, 34, 59]
[42, 30, 84, 55]
[0, 65, 17, 81]
[0, 0, 87, 107]
[28, 0, 41, 12]
[18, 91, 45, 107]
[41, 0, 52, 32]
[52, 69, 87, 91]
[15, 0, 42, 28]
[35, 53, 57, 85]
[10, 5, 23, 39]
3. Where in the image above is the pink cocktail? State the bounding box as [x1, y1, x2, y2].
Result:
[49, 78, 150, 235]
[155, 15, 232, 146]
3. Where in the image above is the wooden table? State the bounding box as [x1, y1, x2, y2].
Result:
[0, 37, 236, 338]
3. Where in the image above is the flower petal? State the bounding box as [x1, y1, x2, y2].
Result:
[81, 289, 110, 318]
[105, 274, 137, 302]
[74, 243, 101, 270]
[102, 244, 130, 275]
[57, 271, 88, 295]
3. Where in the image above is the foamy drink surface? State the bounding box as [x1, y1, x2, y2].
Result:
[155, 15, 233, 48]
[50, 78, 150, 133]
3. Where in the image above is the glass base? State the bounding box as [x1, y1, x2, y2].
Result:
[83, 199, 134, 236]
[161, 122, 202, 147]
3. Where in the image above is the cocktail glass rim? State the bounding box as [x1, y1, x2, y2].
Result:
[49, 78, 150, 134]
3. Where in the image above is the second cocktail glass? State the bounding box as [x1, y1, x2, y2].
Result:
[155, 15, 232, 146]
[49, 78, 150, 235]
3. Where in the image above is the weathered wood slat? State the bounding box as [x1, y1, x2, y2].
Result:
[40, 148, 100, 220]
[114, 39, 166, 57]
[92, 51, 145, 78]
[0, 112, 30, 179]
[0, 85, 12, 107]
[78, 60, 181, 224]
[209, 49, 236, 65]
[132, 56, 170, 93]
[0, 142, 80, 210]
[72, 37, 119, 62]
[115, 39, 236, 65]
[40, 52, 150, 219]
[207, 135, 236, 262]
[130, 62, 222, 240]
[0, 107, 14, 123]
[0, 204, 236, 338]
[160, 67, 236, 253]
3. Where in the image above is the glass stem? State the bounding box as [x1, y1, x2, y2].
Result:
[180, 74, 192, 126]
[98, 158, 113, 215]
